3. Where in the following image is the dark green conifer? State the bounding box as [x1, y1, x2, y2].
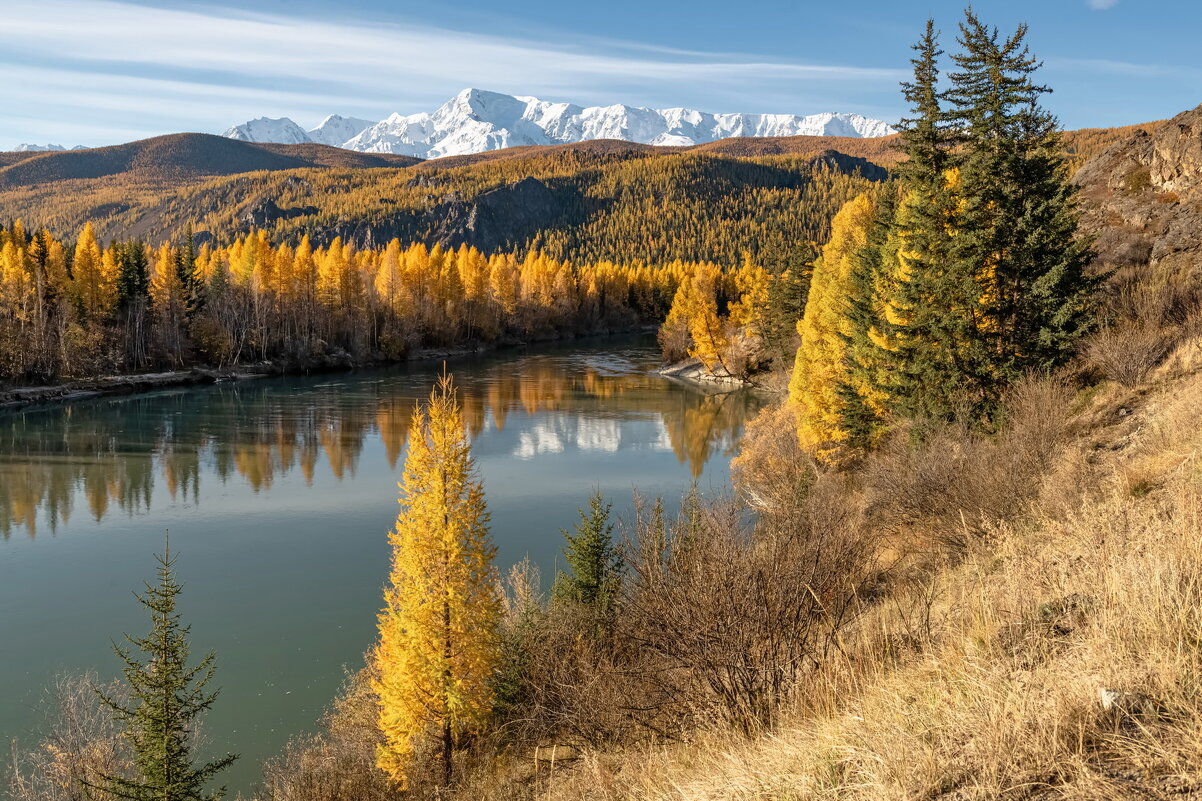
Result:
[945, 9, 1098, 385]
[91, 542, 236, 801]
[174, 225, 205, 319]
[116, 241, 150, 310]
[552, 491, 622, 620]
[761, 244, 815, 363]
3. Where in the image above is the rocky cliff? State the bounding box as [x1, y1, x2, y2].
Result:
[1075, 103, 1202, 279]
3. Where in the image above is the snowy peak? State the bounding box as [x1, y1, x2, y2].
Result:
[307, 115, 374, 147]
[223, 89, 896, 158]
[223, 117, 310, 145]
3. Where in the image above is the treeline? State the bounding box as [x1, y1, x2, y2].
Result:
[0, 219, 800, 383]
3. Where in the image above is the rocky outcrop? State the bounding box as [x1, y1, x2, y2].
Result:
[1074, 104, 1202, 278]
[657, 358, 750, 392]
[242, 197, 319, 228]
[806, 149, 890, 182]
[431, 176, 573, 251]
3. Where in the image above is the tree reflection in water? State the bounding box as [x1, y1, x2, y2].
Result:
[0, 349, 761, 538]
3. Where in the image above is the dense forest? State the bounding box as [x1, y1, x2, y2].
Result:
[0, 218, 801, 384]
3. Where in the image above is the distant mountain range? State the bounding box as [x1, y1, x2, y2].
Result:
[15, 143, 90, 152]
[223, 88, 897, 158]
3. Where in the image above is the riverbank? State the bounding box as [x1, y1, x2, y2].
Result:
[0, 327, 658, 412]
[654, 357, 790, 395]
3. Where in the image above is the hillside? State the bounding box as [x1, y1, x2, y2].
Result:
[1075, 105, 1201, 279]
[0, 138, 886, 266]
[0, 133, 421, 188]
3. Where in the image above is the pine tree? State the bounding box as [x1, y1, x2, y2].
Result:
[552, 491, 622, 622]
[91, 542, 237, 801]
[373, 373, 503, 789]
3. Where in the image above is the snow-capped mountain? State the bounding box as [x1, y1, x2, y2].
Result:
[14, 143, 89, 152]
[306, 115, 374, 147]
[223, 117, 311, 145]
[223, 114, 375, 148]
[222, 89, 896, 159]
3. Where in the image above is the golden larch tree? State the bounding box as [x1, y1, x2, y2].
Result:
[373, 373, 502, 789]
[789, 193, 876, 464]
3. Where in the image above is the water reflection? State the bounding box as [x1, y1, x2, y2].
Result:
[0, 343, 760, 538]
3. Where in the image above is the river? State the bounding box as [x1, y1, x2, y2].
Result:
[0, 335, 761, 795]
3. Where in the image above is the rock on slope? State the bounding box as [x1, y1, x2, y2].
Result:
[223, 88, 896, 157]
[1075, 103, 1202, 278]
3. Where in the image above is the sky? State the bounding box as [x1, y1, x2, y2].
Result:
[1, 0, 1199, 148]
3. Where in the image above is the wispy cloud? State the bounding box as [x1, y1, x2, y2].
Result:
[1087, 0, 1119, 9]
[0, 0, 905, 147]
[1050, 56, 1202, 80]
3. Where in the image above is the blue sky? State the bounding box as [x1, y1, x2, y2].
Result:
[2, 0, 1199, 148]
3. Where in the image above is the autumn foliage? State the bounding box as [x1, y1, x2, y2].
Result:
[372, 374, 502, 789]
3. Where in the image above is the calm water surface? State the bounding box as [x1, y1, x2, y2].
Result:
[0, 336, 760, 794]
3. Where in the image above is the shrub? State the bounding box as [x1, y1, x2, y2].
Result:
[621, 493, 873, 733]
[5, 675, 132, 801]
[1087, 324, 1172, 387]
[863, 376, 1074, 553]
[656, 316, 691, 364]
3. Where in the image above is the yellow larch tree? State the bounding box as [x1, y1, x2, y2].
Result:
[685, 262, 728, 374]
[373, 373, 502, 789]
[789, 192, 876, 464]
[71, 222, 114, 322]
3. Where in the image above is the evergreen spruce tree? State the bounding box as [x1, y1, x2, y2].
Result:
[841, 11, 1097, 425]
[946, 10, 1097, 381]
[92, 543, 237, 801]
[175, 225, 205, 320]
[880, 17, 1000, 420]
[116, 241, 150, 310]
[552, 491, 622, 622]
[116, 241, 151, 369]
[761, 244, 815, 364]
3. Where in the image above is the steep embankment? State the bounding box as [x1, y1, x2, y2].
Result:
[1075, 104, 1202, 279]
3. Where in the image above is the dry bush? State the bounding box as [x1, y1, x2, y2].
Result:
[729, 400, 815, 514]
[494, 556, 648, 750]
[5, 674, 131, 801]
[863, 375, 1074, 554]
[257, 667, 397, 801]
[1086, 324, 1174, 387]
[717, 329, 765, 379]
[621, 493, 874, 734]
[656, 318, 691, 364]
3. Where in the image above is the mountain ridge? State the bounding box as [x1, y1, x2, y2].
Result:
[222, 88, 897, 157]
